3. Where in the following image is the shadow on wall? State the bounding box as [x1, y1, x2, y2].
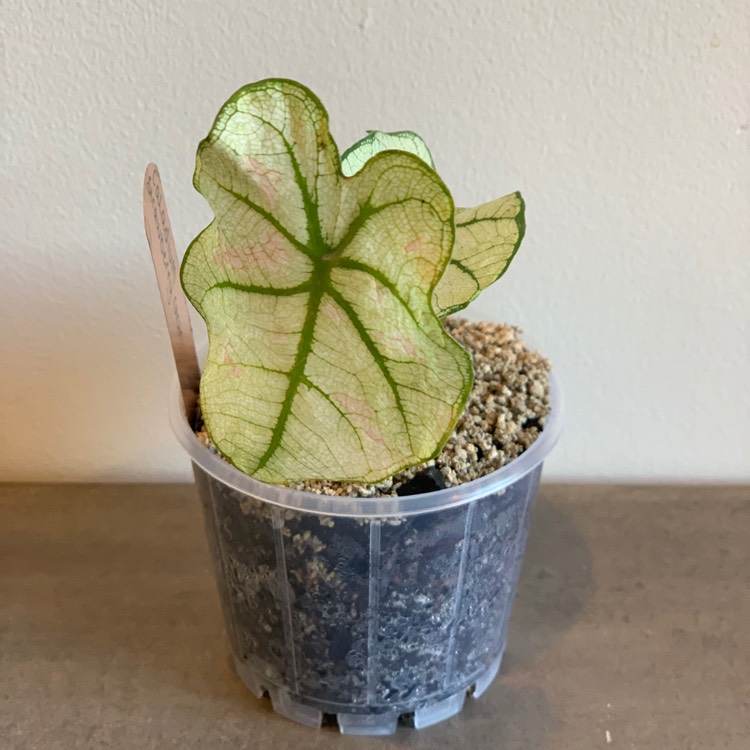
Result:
[503, 487, 595, 674]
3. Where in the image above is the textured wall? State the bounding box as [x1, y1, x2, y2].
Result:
[2, 0, 748, 482]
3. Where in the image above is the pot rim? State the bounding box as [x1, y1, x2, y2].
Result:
[170, 365, 562, 518]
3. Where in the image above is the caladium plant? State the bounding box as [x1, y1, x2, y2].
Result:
[181, 79, 525, 484]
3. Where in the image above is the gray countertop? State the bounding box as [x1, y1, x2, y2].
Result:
[1, 483, 748, 749]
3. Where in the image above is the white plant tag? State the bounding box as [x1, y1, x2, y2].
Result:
[143, 163, 200, 424]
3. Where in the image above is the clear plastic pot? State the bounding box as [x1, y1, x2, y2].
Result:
[171, 374, 562, 735]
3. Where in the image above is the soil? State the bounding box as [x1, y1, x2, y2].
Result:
[191, 317, 552, 724]
[195, 450, 539, 719]
[198, 317, 552, 497]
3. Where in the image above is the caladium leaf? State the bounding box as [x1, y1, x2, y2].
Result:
[340, 129, 435, 177]
[432, 192, 526, 317]
[181, 79, 473, 484]
[339, 130, 526, 318]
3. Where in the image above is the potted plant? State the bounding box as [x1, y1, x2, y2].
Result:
[170, 78, 561, 735]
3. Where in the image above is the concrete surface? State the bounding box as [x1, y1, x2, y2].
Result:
[1, 483, 748, 749]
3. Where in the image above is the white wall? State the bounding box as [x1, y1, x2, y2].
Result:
[1, 0, 748, 482]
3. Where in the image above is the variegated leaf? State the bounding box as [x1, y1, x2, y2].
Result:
[433, 192, 526, 317]
[181, 80, 472, 483]
[340, 129, 435, 177]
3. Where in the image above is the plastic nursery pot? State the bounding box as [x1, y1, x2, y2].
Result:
[171, 375, 562, 736]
